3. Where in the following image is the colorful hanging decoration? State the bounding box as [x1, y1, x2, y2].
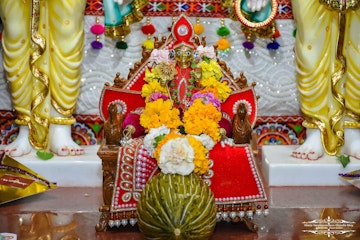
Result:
[141, 17, 156, 50]
[193, 17, 204, 35]
[216, 18, 231, 57]
[233, 0, 280, 51]
[115, 36, 128, 50]
[90, 17, 105, 49]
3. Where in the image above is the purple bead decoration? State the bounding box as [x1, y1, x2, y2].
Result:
[242, 41, 254, 50]
[91, 40, 103, 49]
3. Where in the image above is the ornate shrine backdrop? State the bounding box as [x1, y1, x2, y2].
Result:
[0, 0, 304, 146]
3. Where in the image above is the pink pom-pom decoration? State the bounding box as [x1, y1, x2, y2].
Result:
[122, 113, 145, 138]
[90, 24, 105, 35]
[219, 117, 232, 138]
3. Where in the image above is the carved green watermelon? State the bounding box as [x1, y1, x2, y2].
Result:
[137, 172, 216, 239]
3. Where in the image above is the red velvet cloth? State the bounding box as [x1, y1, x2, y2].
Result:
[99, 88, 144, 120]
[209, 143, 266, 203]
[221, 88, 258, 127]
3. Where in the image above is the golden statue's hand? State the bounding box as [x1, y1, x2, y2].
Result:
[246, 0, 269, 12]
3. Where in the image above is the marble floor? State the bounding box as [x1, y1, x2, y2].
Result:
[1, 186, 360, 239]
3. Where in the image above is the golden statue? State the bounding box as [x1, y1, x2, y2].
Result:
[291, 0, 360, 160]
[0, 0, 86, 157]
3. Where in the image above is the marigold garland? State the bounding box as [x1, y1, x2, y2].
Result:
[199, 59, 223, 81]
[141, 81, 168, 101]
[200, 77, 231, 102]
[183, 98, 222, 142]
[140, 99, 182, 131]
[140, 45, 232, 176]
[144, 68, 160, 83]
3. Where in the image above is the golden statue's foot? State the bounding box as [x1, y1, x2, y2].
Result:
[49, 124, 84, 157]
[3, 125, 32, 157]
[291, 129, 324, 160]
[343, 129, 360, 160]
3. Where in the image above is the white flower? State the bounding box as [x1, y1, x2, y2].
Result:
[197, 45, 216, 59]
[192, 134, 215, 150]
[143, 125, 170, 157]
[158, 138, 195, 175]
[150, 49, 172, 64]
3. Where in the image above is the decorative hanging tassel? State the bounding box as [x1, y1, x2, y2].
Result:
[141, 17, 156, 50]
[267, 28, 280, 50]
[266, 38, 280, 50]
[116, 35, 128, 50]
[168, 17, 176, 32]
[216, 19, 231, 57]
[194, 17, 204, 35]
[242, 34, 254, 50]
[90, 17, 105, 49]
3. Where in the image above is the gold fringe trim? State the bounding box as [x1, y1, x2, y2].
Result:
[319, 0, 360, 12]
[104, 0, 149, 38]
[105, 25, 131, 38]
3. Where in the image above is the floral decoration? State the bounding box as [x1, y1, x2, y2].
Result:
[150, 49, 172, 64]
[153, 133, 209, 175]
[199, 59, 223, 81]
[139, 99, 182, 131]
[183, 98, 222, 142]
[141, 80, 168, 101]
[139, 44, 231, 176]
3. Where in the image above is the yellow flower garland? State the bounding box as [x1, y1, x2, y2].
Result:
[141, 81, 168, 101]
[199, 59, 223, 81]
[140, 53, 231, 176]
[201, 76, 231, 102]
[140, 99, 182, 131]
[183, 98, 222, 142]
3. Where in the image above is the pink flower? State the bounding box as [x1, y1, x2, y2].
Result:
[148, 92, 170, 102]
[191, 91, 221, 111]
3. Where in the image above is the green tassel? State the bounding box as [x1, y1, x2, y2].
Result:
[116, 41, 128, 49]
[216, 26, 230, 37]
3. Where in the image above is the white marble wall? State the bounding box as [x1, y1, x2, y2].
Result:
[0, 16, 299, 116]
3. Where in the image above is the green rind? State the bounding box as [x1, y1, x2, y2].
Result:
[137, 173, 216, 240]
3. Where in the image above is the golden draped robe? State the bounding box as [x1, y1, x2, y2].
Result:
[292, 0, 360, 155]
[0, 0, 86, 150]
